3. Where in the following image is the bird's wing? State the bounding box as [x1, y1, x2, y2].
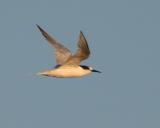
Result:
[37, 25, 72, 65]
[65, 31, 90, 65]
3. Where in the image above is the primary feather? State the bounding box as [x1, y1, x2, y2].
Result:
[36, 25, 72, 65]
[37, 25, 90, 66]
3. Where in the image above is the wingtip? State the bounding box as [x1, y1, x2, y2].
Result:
[80, 30, 83, 34]
[36, 24, 42, 30]
[80, 31, 86, 37]
[36, 24, 39, 27]
[36, 24, 46, 35]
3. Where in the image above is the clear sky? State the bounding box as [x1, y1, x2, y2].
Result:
[0, 0, 160, 128]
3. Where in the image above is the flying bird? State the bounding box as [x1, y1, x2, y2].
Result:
[36, 25, 101, 78]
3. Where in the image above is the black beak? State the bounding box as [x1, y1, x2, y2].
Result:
[92, 69, 101, 73]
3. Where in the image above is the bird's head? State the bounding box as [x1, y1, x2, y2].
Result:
[80, 65, 101, 73]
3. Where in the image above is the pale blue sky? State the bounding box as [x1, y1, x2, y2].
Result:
[0, 0, 160, 128]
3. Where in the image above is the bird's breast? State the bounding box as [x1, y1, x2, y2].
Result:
[49, 66, 91, 78]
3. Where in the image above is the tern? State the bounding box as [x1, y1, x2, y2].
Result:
[36, 25, 101, 78]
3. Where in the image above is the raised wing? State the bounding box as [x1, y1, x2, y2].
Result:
[65, 31, 90, 65]
[37, 25, 72, 65]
